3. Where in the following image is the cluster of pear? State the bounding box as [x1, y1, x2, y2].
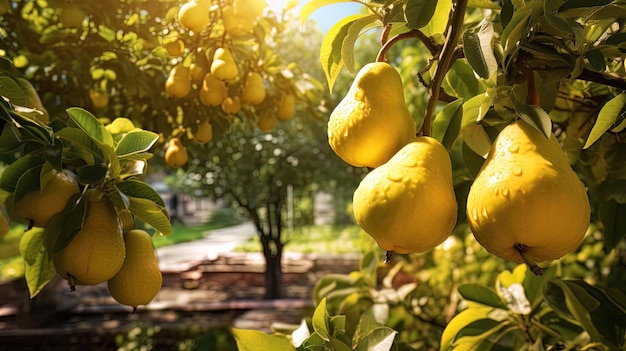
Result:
[329, 62, 590, 272]
[10, 171, 162, 309]
[162, 1, 298, 168]
[328, 62, 458, 260]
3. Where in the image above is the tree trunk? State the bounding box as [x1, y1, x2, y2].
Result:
[248, 201, 285, 299]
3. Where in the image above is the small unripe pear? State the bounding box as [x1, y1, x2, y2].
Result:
[241, 72, 266, 105]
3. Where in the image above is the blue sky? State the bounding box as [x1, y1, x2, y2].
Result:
[303, 2, 365, 33]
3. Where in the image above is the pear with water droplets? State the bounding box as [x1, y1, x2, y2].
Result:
[353, 137, 457, 255]
[328, 62, 416, 168]
[466, 120, 590, 273]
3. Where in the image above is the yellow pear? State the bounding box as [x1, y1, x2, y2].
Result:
[277, 93, 296, 122]
[222, 5, 256, 37]
[14, 169, 80, 227]
[193, 119, 213, 143]
[241, 72, 266, 105]
[165, 137, 189, 167]
[189, 63, 206, 83]
[89, 89, 109, 109]
[53, 190, 125, 286]
[210, 47, 238, 81]
[328, 62, 417, 169]
[353, 138, 457, 257]
[165, 64, 192, 98]
[107, 229, 162, 309]
[466, 120, 591, 274]
[177, 0, 209, 32]
[221, 96, 242, 115]
[59, 5, 85, 28]
[257, 111, 277, 133]
[198, 73, 227, 107]
[17, 78, 50, 123]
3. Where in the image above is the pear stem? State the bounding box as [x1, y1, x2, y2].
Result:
[422, 0, 468, 137]
[514, 244, 543, 276]
[384, 250, 394, 264]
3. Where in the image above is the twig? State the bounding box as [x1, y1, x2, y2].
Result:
[421, 0, 468, 137]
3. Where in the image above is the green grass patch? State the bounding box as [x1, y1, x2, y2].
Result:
[233, 224, 377, 254]
[152, 222, 224, 249]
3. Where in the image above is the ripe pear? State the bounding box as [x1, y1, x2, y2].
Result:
[241, 72, 266, 105]
[466, 120, 591, 274]
[199, 73, 227, 107]
[222, 96, 242, 115]
[210, 48, 238, 81]
[193, 119, 213, 143]
[14, 169, 80, 227]
[257, 111, 277, 133]
[178, 0, 209, 32]
[189, 63, 206, 83]
[163, 39, 185, 57]
[328, 62, 417, 169]
[353, 138, 458, 256]
[165, 64, 192, 98]
[53, 190, 125, 286]
[107, 229, 162, 309]
[165, 137, 189, 167]
[277, 93, 296, 122]
[89, 89, 109, 109]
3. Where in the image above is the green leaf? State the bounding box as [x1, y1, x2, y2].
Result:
[405, 0, 438, 29]
[0, 123, 23, 153]
[424, 0, 452, 36]
[321, 15, 367, 92]
[461, 93, 492, 128]
[461, 124, 492, 158]
[48, 193, 86, 254]
[463, 21, 498, 79]
[501, 9, 532, 54]
[127, 196, 171, 235]
[115, 130, 159, 158]
[584, 93, 626, 149]
[77, 165, 108, 185]
[66, 107, 114, 147]
[115, 178, 166, 207]
[353, 326, 397, 351]
[514, 100, 552, 139]
[312, 298, 331, 341]
[0, 155, 45, 192]
[19, 228, 56, 298]
[598, 197, 626, 252]
[443, 59, 483, 99]
[0, 75, 27, 106]
[452, 318, 504, 351]
[55, 127, 106, 162]
[440, 307, 494, 350]
[468, 0, 501, 9]
[458, 284, 509, 310]
[341, 15, 379, 73]
[13, 164, 43, 204]
[231, 328, 295, 351]
[432, 99, 463, 149]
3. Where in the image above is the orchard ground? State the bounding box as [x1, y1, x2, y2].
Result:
[0, 199, 365, 349]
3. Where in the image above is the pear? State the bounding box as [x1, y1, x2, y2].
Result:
[164, 137, 189, 167]
[466, 120, 591, 274]
[240, 72, 266, 105]
[107, 229, 162, 309]
[178, 0, 209, 32]
[210, 48, 238, 81]
[199, 73, 227, 107]
[193, 119, 213, 143]
[277, 93, 296, 122]
[222, 96, 242, 115]
[165, 64, 192, 98]
[53, 190, 125, 286]
[14, 169, 80, 227]
[328, 62, 417, 169]
[353, 138, 458, 258]
[257, 110, 277, 133]
[222, 5, 256, 37]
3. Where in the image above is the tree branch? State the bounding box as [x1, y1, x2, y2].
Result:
[421, 0, 468, 137]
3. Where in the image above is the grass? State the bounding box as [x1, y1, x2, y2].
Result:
[233, 224, 377, 254]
